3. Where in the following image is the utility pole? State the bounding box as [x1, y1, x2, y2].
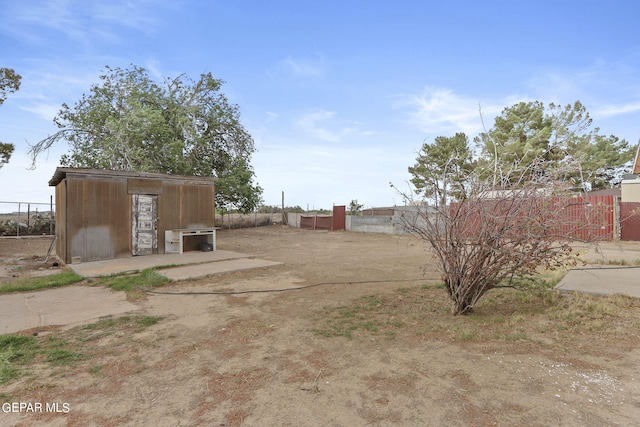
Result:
[281, 191, 288, 225]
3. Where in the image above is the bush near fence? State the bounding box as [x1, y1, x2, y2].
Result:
[215, 212, 284, 229]
[0, 212, 55, 236]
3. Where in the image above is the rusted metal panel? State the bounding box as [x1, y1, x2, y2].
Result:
[300, 216, 315, 230]
[61, 177, 131, 263]
[158, 183, 215, 229]
[181, 185, 215, 228]
[315, 216, 333, 230]
[300, 215, 333, 230]
[157, 182, 215, 252]
[332, 206, 346, 231]
[620, 202, 640, 241]
[55, 179, 67, 262]
[127, 178, 162, 195]
[50, 168, 215, 262]
[448, 195, 615, 242]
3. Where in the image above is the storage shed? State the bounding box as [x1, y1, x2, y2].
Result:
[49, 167, 217, 263]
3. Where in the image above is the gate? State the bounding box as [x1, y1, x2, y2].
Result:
[332, 205, 346, 231]
[132, 194, 158, 255]
[620, 202, 640, 241]
[298, 206, 346, 231]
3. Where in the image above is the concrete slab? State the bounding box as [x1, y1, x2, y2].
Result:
[0, 250, 283, 334]
[159, 258, 284, 281]
[0, 286, 140, 334]
[69, 250, 251, 277]
[555, 265, 640, 297]
[575, 243, 640, 265]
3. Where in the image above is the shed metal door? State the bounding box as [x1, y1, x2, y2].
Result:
[132, 194, 158, 256]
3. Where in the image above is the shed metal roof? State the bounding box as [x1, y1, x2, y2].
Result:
[49, 167, 217, 187]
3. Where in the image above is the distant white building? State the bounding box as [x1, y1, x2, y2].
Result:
[621, 142, 640, 202]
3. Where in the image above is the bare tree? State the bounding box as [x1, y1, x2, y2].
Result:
[393, 158, 609, 315]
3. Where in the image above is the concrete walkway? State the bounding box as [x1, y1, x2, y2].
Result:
[0, 286, 139, 334]
[556, 265, 640, 297]
[159, 258, 283, 281]
[555, 242, 640, 297]
[0, 250, 284, 334]
[68, 249, 283, 279]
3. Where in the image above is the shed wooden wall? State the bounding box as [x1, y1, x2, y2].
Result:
[55, 173, 215, 263]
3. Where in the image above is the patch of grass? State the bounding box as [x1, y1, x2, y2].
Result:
[135, 316, 162, 328]
[458, 328, 476, 341]
[0, 271, 83, 294]
[0, 335, 38, 383]
[505, 331, 528, 341]
[78, 315, 163, 343]
[312, 277, 640, 357]
[0, 334, 83, 383]
[44, 348, 82, 365]
[98, 268, 169, 291]
[42, 336, 83, 366]
[313, 294, 391, 339]
[97, 268, 170, 299]
[589, 258, 640, 266]
[0, 314, 163, 385]
[82, 317, 119, 331]
[88, 364, 103, 376]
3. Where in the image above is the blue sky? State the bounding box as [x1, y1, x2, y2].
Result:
[1, 0, 640, 212]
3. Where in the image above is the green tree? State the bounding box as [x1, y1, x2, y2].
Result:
[408, 132, 474, 205]
[215, 157, 263, 213]
[476, 101, 633, 189]
[0, 67, 22, 168]
[348, 199, 364, 215]
[571, 134, 635, 191]
[28, 64, 261, 209]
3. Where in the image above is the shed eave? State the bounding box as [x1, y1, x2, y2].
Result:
[48, 167, 217, 187]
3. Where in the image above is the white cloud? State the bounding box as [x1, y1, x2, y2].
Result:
[267, 56, 326, 79]
[20, 103, 60, 122]
[1, 0, 170, 44]
[295, 110, 366, 143]
[593, 102, 640, 118]
[276, 56, 326, 79]
[296, 110, 340, 142]
[525, 61, 640, 116]
[397, 87, 508, 136]
[265, 112, 279, 122]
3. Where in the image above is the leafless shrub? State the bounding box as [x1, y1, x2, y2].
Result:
[393, 161, 607, 315]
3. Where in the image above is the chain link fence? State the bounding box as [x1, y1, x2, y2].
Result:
[0, 200, 55, 236]
[215, 205, 289, 229]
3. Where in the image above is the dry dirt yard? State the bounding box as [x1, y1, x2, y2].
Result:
[2, 227, 640, 426]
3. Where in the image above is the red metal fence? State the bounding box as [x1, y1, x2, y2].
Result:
[299, 206, 347, 231]
[621, 202, 640, 241]
[332, 205, 346, 231]
[555, 195, 615, 241]
[449, 195, 617, 241]
[300, 215, 333, 230]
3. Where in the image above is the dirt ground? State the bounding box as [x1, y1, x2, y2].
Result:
[2, 227, 640, 426]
